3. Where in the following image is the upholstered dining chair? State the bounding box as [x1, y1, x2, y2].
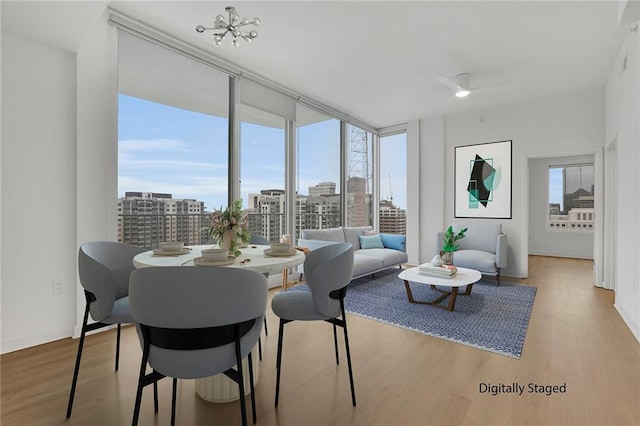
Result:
[207, 234, 271, 358]
[129, 266, 268, 426]
[66, 241, 147, 418]
[271, 242, 356, 407]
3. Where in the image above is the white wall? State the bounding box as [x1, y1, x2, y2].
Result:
[416, 88, 605, 278]
[606, 28, 640, 341]
[1, 34, 78, 352]
[528, 155, 595, 259]
[75, 11, 118, 336]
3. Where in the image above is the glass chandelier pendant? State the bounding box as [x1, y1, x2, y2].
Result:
[196, 6, 260, 47]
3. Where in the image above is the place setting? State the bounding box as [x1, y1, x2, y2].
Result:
[263, 237, 297, 257]
[193, 248, 235, 266]
[152, 241, 191, 256]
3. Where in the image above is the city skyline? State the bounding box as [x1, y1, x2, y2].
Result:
[118, 94, 407, 212]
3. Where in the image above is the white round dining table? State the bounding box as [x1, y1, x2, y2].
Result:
[132, 244, 306, 403]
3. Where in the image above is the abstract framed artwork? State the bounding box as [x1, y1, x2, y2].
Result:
[455, 140, 512, 219]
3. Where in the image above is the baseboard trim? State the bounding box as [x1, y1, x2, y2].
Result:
[528, 250, 593, 260]
[1, 328, 73, 355]
[614, 302, 640, 344]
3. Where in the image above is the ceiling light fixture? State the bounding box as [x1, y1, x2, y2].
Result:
[196, 6, 260, 47]
[454, 73, 471, 98]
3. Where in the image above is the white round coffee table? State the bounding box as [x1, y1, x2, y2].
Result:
[398, 266, 482, 312]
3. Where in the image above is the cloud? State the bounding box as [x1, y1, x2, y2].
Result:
[118, 153, 227, 170]
[118, 138, 191, 153]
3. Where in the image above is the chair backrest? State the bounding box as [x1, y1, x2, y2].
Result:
[304, 243, 354, 318]
[78, 241, 146, 322]
[250, 234, 270, 245]
[455, 223, 502, 253]
[129, 266, 268, 379]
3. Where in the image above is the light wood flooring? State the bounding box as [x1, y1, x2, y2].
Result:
[2, 256, 639, 425]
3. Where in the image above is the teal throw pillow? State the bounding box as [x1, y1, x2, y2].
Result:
[380, 233, 406, 251]
[359, 234, 384, 249]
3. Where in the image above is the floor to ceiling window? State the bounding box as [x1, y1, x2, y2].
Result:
[239, 104, 286, 243]
[379, 132, 407, 234]
[295, 105, 342, 240]
[346, 124, 374, 227]
[117, 31, 229, 249]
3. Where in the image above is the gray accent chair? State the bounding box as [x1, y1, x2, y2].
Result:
[66, 241, 146, 418]
[129, 266, 268, 426]
[271, 242, 356, 407]
[436, 223, 507, 285]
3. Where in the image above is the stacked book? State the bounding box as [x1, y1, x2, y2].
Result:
[418, 263, 458, 279]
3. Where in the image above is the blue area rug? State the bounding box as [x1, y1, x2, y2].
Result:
[288, 269, 536, 359]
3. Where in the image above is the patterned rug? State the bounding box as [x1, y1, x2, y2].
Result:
[288, 268, 536, 359]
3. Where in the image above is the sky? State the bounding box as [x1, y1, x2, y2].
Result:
[118, 94, 407, 211]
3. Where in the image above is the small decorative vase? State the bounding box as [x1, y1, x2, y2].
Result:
[219, 230, 240, 257]
[440, 251, 454, 266]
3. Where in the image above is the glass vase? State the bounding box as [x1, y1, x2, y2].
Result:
[441, 251, 454, 266]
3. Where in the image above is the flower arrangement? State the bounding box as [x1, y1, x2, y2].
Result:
[442, 225, 467, 253]
[207, 199, 251, 257]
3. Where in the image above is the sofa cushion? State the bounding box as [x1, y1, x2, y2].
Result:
[301, 227, 345, 243]
[352, 253, 384, 277]
[456, 224, 501, 254]
[355, 248, 408, 267]
[343, 226, 373, 249]
[359, 234, 384, 249]
[379, 233, 406, 252]
[453, 249, 498, 274]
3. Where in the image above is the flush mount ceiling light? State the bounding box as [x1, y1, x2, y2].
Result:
[454, 73, 471, 98]
[196, 6, 260, 47]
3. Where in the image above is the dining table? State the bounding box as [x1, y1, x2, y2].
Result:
[132, 244, 306, 403]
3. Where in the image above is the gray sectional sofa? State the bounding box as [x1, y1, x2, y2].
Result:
[298, 226, 408, 279]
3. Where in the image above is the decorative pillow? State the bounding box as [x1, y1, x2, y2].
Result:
[380, 233, 406, 252]
[363, 229, 379, 236]
[358, 234, 384, 249]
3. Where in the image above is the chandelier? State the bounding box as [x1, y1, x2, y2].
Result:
[196, 6, 260, 47]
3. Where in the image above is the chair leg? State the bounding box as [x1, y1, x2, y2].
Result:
[66, 303, 90, 418]
[258, 337, 262, 361]
[333, 323, 340, 365]
[153, 374, 159, 413]
[274, 319, 286, 407]
[263, 316, 268, 336]
[497, 269, 501, 286]
[171, 378, 177, 426]
[132, 352, 148, 426]
[248, 351, 257, 424]
[115, 323, 122, 371]
[234, 334, 248, 426]
[341, 302, 357, 407]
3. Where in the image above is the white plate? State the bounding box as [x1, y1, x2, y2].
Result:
[153, 248, 190, 256]
[194, 256, 236, 266]
[264, 248, 297, 257]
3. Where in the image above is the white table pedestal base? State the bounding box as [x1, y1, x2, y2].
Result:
[195, 347, 259, 403]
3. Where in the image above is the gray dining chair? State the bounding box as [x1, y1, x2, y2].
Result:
[66, 241, 147, 418]
[249, 234, 271, 357]
[271, 242, 356, 407]
[207, 234, 271, 358]
[129, 266, 268, 426]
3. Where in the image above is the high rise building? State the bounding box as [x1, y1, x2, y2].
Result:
[347, 176, 371, 227]
[118, 192, 207, 248]
[379, 199, 407, 234]
[309, 182, 336, 197]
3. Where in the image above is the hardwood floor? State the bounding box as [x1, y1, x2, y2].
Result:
[2, 256, 639, 425]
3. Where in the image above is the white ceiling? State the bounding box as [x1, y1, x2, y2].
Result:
[1, 1, 628, 129]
